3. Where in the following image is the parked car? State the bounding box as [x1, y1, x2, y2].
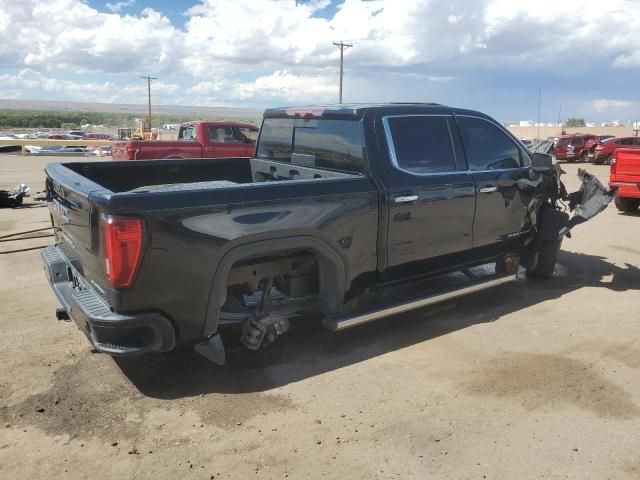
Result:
[86, 145, 112, 156]
[26, 145, 86, 154]
[66, 130, 88, 139]
[609, 148, 640, 212]
[553, 134, 597, 162]
[46, 134, 67, 140]
[591, 136, 640, 165]
[585, 134, 614, 154]
[41, 103, 612, 364]
[82, 133, 113, 140]
[111, 121, 258, 160]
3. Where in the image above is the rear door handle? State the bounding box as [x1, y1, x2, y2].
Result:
[394, 194, 419, 203]
[479, 186, 498, 193]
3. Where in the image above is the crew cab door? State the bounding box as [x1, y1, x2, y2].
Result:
[455, 116, 536, 250]
[204, 125, 256, 157]
[380, 114, 475, 269]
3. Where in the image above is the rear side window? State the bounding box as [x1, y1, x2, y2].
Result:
[208, 126, 236, 143]
[571, 137, 584, 146]
[237, 127, 258, 144]
[457, 117, 523, 170]
[385, 116, 457, 174]
[257, 118, 365, 173]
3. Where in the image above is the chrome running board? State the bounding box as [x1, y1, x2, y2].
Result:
[323, 273, 516, 331]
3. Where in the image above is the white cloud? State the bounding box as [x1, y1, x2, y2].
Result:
[106, 0, 134, 13]
[0, 0, 639, 112]
[591, 98, 633, 112]
[0, 69, 181, 104]
[233, 71, 337, 102]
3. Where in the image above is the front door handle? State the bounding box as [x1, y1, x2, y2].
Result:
[394, 194, 419, 203]
[479, 186, 498, 193]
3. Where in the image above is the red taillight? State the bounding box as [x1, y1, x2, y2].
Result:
[102, 215, 144, 288]
[610, 152, 617, 175]
[126, 147, 135, 160]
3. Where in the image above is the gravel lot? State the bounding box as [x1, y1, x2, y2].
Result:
[1, 154, 639, 479]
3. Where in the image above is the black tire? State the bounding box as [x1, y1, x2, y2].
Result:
[614, 194, 640, 212]
[579, 152, 588, 163]
[526, 208, 569, 279]
[605, 155, 612, 166]
[527, 238, 562, 279]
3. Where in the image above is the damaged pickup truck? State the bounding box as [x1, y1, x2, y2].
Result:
[41, 103, 613, 364]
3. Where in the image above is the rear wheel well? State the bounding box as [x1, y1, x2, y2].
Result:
[203, 237, 346, 336]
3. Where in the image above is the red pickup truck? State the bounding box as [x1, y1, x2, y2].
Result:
[610, 148, 640, 212]
[111, 121, 258, 160]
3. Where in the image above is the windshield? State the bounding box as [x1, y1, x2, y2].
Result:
[256, 118, 366, 173]
[601, 137, 616, 144]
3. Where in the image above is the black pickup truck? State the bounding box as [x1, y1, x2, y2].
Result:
[42, 103, 612, 364]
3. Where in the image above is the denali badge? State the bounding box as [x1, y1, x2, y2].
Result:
[49, 198, 69, 224]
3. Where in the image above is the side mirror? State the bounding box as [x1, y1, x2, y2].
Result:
[531, 152, 554, 173]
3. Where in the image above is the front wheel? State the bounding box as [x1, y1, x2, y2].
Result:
[527, 237, 563, 279]
[525, 208, 569, 279]
[579, 152, 588, 162]
[604, 155, 612, 166]
[614, 194, 640, 212]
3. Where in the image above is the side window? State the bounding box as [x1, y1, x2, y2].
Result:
[634, 138, 640, 146]
[619, 138, 632, 146]
[208, 126, 236, 143]
[385, 116, 457, 174]
[457, 117, 523, 170]
[237, 127, 258, 144]
[572, 137, 584, 146]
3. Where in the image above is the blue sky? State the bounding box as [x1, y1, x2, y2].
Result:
[0, 0, 639, 123]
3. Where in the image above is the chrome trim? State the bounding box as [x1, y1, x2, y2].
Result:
[610, 181, 640, 187]
[394, 194, 419, 203]
[324, 273, 516, 331]
[479, 186, 498, 193]
[382, 114, 464, 177]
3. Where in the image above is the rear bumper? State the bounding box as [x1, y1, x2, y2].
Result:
[41, 245, 175, 355]
[610, 181, 640, 198]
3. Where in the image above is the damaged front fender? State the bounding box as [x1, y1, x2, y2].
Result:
[560, 169, 615, 237]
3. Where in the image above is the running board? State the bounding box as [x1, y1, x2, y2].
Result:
[323, 273, 516, 331]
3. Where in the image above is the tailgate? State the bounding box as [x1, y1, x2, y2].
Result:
[616, 149, 640, 178]
[111, 141, 129, 160]
[45, 163, 110, 297]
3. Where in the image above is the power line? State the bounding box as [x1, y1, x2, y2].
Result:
[141, 75, 157, 130]
[333, 41, 353, 103]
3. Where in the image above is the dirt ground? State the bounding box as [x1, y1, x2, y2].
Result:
[0, 154, 639, 480]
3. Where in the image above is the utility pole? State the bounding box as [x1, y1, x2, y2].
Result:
[333, 41, 352, 103]
[141, 75, 157, 129]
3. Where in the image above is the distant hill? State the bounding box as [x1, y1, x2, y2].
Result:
[0, 99, 263, 119]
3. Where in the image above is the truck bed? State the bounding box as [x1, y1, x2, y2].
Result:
[64, 157, 354, 193]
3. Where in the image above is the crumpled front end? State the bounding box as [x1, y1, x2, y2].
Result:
[561, 169, 615, 236]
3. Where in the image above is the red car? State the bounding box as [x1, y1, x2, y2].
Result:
[610, 148, 640, 212]
[553, 134, 596, 162]
[45, 134, 67, 140]
[592, 136, 640, 165]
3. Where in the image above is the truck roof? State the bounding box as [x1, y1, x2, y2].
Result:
[182, 121, 258, 128]
[263, 103, 491, 120]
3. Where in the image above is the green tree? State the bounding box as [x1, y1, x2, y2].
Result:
[61, 122, 78, 130]
[565, 118, 586, 127]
